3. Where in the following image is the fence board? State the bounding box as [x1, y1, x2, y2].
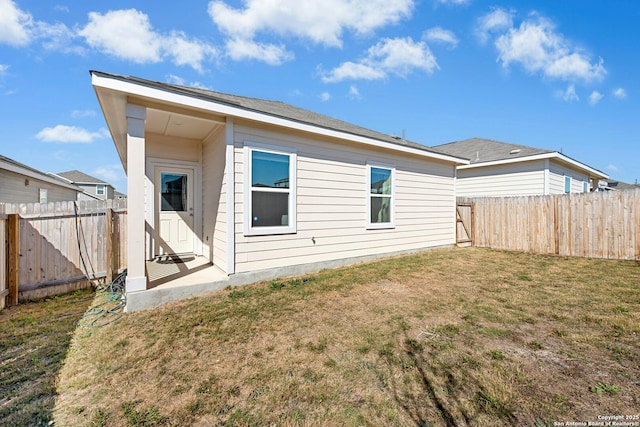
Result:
[0, 199, 127, 300]
[0, 214, 6, 310]
[460, 189, 640, 260]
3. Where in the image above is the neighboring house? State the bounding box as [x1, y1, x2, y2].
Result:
[597, 179, 640, 191]
[52, 170, 116, 200]
[91, 70, 468, 302]
[114, 190, 127, 200]
[0, 155, 81, 204]
[432, 138, 608, 197]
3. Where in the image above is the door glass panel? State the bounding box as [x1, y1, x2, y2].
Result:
[161, 173, 187, 211]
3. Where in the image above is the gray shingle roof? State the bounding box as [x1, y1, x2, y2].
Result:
[92, 71, 455, 159]
[57, 170, 110, 185]
[431, 138, 553, 164]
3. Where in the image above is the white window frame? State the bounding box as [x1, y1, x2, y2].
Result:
[583, 181, 589, 193]
[39, 188, 47, 203]
[96, 184, 105, 196]
[564, 175, 571, 193]
[366, 162, 395, 230]
[243, 142, 297, 236]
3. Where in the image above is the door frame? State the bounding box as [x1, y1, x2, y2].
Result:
[146, 157, 202, 259]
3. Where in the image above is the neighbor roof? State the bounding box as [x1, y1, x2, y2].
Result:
[56, 170, 112, 186]
[91, 70, 468, 165]
[432, 137, 553, 164]
[432, 137, 608, 179]
[0, 155, 82, 191]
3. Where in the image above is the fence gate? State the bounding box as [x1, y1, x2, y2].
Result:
[456, 202, 473, 247]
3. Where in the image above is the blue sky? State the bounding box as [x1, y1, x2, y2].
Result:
[1, 0, 638, 194]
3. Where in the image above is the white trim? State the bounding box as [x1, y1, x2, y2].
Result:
[243, 142, 297, 236]
[91, 72, 468, 166]
[366, 162, 396, 230]
[225, 117, 235, 275]
[458, 152, 608, 179]
[147, 157, 202, 257]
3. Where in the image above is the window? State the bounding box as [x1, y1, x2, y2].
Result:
[564, 176, 571, 193]
[583, 181, 589, 193]
[39, 188, 47, 203]
[96, 184, 105, 196]
[367, 163, 395, 229]
[244, 144, 296, 235]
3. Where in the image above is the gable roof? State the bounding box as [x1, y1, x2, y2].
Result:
[0, 155, 81, 192]
[432, 137, 608, 179]
[91, 70, 468, 166]
[55, 170, 112, 186]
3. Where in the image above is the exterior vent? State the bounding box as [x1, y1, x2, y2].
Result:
[509, 149, 521, 155]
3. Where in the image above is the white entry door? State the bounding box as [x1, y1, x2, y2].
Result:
[155, 166, 194, 255]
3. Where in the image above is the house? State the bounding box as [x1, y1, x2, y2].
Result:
[597, 179, 640, 191]
[114, 190, 127, 200]
[0, 155, 81, 204]
[52, 170, 116, 200]
[91, 70, 468, 310]
[432, 138, 608, 197]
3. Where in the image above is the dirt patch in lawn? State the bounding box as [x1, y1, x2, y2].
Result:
[54, 248, 639, 426]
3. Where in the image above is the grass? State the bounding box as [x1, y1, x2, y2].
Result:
[0, 289, 94, 426]
[5, 248, 640, 426]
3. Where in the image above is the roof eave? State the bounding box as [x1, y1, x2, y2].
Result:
[91, 71, 469, 166]
[0, 160, 82, 192]
[458, 152, 608, 178]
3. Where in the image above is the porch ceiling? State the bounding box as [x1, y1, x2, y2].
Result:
[146, 109, 224, 141]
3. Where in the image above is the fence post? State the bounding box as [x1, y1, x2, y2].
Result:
[8, 213, 19, 306]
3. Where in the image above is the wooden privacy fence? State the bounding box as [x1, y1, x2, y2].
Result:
[459, 189, 640, 260]
[1, 199, 127, 306]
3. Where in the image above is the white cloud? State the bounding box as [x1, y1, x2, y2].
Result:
[78, 9, 217, 71]
[0, 64, 8, 75]
[435, 0, 470, 4]
[424, 27, 458, 48]
[167, 74, 212, 90]
[476, 7, 514, 43]
[0, 0, 33, 46]
[349, 85, 361, 99]
[320, 92, 331, 101]
[36, 125, 109, 143]
[321, 37, 438, 83]
[93, 164, 125, 183]
[561, 84, 579, 102]
[224, 38, 292, 65]
[71, 109, 96, 118]
[613, 87, 627, 99]
[208, 0, 413, 63]
[606, 164, 619, 173]
[589, 91, 603, 106]
[492, 14, 606, 82]
[79, 10, 163, 63]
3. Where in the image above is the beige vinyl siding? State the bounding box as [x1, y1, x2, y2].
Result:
[202, 129, 226, 266]
[146, 134, 201, 162]
[548, 161, 589, 194]
[455, 160, 546, 197]
[231, 123, 456, 274]
[0, 169, 78, 203]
